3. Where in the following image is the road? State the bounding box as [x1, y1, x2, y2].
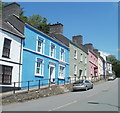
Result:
[2, 78, 119, 111]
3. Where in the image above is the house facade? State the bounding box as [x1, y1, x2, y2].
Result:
[84, 43, 98, 81]
[2, 3, 70, 88]
[99, 51, 112, 76]
[98, 56, 104, 79]
[21, 23, 69, 87]
[0, 20, 24, 89]
[69, 35, 88, 81]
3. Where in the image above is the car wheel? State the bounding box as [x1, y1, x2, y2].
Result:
[91, 85, 93, 89]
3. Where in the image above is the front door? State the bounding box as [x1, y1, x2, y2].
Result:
[49, 65, 55, 83]
[79, 70, 82, 78]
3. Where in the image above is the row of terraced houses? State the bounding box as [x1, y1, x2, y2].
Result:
[0, 3, 112, 90]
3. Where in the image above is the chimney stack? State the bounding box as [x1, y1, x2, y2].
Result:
[84, 43, 94, 50]
[94, 49, 100, 56]
[72, 35, 83, 46]
[49, 22, 63, 34]
[2, 2, 20, 20]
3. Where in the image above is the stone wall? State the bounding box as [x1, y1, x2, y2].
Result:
[2, 84, 73, 106]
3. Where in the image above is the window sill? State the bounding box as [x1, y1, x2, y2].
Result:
[2, 56, 10, 59]
[35, 74, 44, 77]
[59, 60, 65, 62]
[74, 57, 77, 60]
[58, 77, 65, 79]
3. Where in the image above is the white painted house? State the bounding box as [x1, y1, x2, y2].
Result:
[0, 20, 24, 89]
[99, 51, 112, 76]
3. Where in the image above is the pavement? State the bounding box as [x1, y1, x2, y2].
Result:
[1, 79, 106, 97]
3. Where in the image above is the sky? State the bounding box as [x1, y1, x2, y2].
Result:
[18, 2, 118, 59]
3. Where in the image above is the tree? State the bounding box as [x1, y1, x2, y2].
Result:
[106, 55, 116, 64]
[1, 2, 28, 21]
[107, 55, 120, 77]
[1, 2, 50, 33]
[19, 7, 28, 22]
[113, 62, 120, 77]
[27, 15, 50, 34]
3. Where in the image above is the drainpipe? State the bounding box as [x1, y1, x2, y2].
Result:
[18, 38, 23, 88]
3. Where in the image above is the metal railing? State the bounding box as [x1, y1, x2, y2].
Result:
[2, 75, 105, 94]
[12, 77, 74, 94]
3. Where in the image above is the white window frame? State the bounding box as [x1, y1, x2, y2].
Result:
[74, 49, 77, 59]
[59, 64, 65, 79]
[35, 58, 44, 77]
[36, 36, 45, 54]
[50, 42, 56, 58]
[74, 64, 77, 75]
[60, 47, 65, 61]
[85, 56, 87, 64]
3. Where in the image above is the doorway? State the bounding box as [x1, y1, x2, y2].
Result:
[49, 63, 55, 83]
[79, 70, 82, 78]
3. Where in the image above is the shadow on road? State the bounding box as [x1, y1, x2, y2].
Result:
[88, 101, 120, 108]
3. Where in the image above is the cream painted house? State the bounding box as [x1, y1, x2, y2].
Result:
[98, 56, 104, 79]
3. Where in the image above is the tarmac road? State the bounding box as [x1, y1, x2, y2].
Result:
[2, 78, 119, 111]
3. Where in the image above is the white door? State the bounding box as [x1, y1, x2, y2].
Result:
[49, 65, 55, 83]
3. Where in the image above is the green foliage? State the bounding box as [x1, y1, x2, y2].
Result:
[27, 15, 50, 34]
[107, 55, 120, 77]
[19, 7, 28, 22]
[106, 55, 116, 64]
[113, 63, 120, 77]
[1, 2, 9, 7]
[1, 2, 50, 34]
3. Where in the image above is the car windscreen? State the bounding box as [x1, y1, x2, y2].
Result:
[73, 80, 84, 84]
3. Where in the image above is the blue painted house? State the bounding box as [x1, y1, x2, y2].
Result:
[21, 22, 69, 87]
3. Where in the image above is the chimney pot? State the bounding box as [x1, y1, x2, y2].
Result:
[84, 43, 93, 50]
[49, 22, 63, 34]
[72, 35, 83, 45]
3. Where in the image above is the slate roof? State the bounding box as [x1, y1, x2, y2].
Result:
[0, 19, 24, 38]
[6, 15, 25, 34]
[7, 15, 69, 49]
[48, 33, 70, 47]
[70, 41, 88, 54]
[88, 49, 98, 58]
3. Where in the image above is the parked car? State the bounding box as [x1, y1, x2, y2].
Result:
[72, 80, 93, 91]
[108, 75, 116, 80]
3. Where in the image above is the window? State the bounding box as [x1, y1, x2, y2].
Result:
[85, 80, 90, 83]
[74, 64, 77, 74]
[80, 53, 83, 62]
[85, 56, 87, 64]
[37, 37, 44, 54]
[59, 65, 65, 78]
[0, 65, 12, 84]
[74, 50, 77, 59]
[60, 48, 64, 61]
[50, 43, 55, 58]
[2, 38, 11, 58]
[35, 58, 44, 76]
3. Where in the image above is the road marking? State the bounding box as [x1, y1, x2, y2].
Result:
[48, 100, 77, 111]
[87, 93, 98, 98]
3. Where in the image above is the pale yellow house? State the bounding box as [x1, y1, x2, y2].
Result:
[98, 56, 104, 79]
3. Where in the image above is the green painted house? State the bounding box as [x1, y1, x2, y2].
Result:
[69, 35, 88, 81]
